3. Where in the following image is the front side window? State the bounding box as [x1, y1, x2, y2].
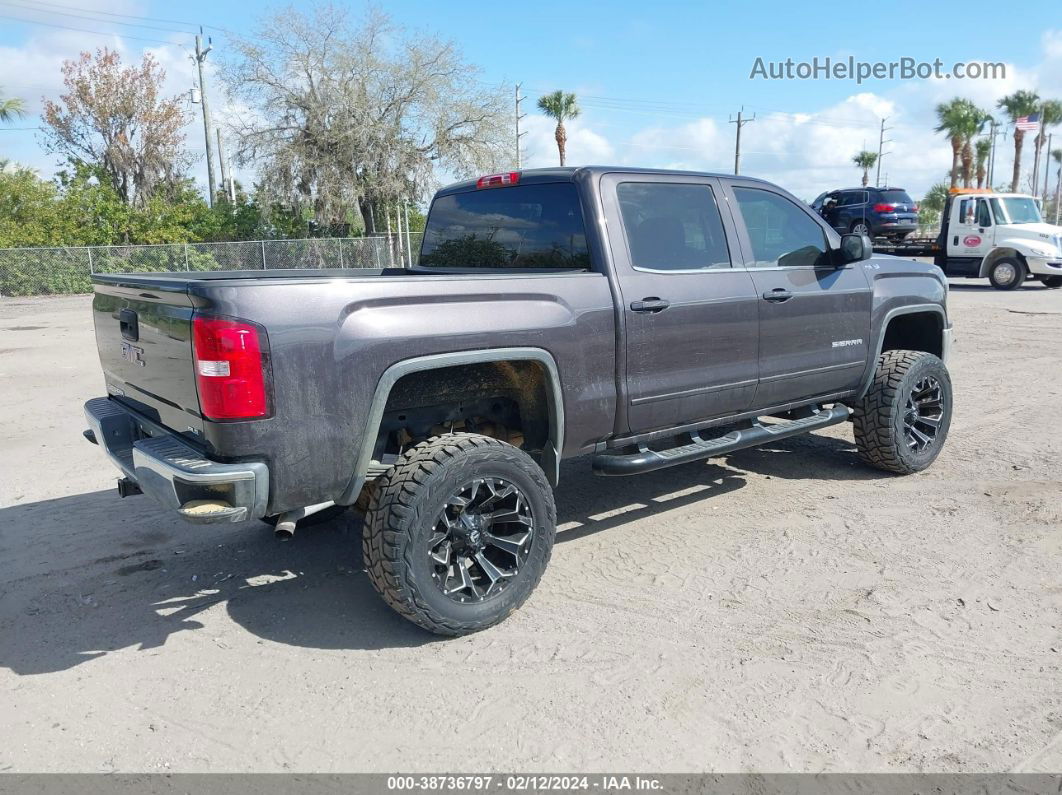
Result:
[976, 199, 992, 227]
[617, 182, 731, 271]
[732, 187, 830, 268]
[419, 182, 590, 270]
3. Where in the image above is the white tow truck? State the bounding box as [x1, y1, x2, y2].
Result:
[875, 189, 1062, 290]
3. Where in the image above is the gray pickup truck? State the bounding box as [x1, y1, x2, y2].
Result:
[84, 166, 953, 635]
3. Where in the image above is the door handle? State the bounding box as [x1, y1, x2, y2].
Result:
[630, 298, 670, 313]
[761, 288, 793, 303]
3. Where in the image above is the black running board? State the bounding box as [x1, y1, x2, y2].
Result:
[592, 405, 852, 476]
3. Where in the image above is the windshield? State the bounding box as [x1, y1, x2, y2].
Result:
[990, 197, 1043, 225]
[419, 182, 590, 270]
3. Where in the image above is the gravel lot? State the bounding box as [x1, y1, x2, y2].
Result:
[1, 281, 1060, 773]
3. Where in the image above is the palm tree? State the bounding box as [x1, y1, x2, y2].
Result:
[0, 86, 26, 123]
[960, 108, 992, 188]
[919, 182, 950, 227]
[852, 150, 878, 187]
[975, 138, 992, 189]
[936, 98, 987, 189]
[1032, 100, 1062, 192]
[537, 90, 580, 167]
[997, 90, 1041, 192]
[936, 99, 969, 189]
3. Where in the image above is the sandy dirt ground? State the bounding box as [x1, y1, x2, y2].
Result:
[0, 281, 1060, 773]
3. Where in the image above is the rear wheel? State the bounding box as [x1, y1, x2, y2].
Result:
[363, 433, 556, 636]
[853, 350, 952, 474]
[850, 220, 871, 237]
[1040, 276, 1062, 289]
[988, 257, 1026, 290]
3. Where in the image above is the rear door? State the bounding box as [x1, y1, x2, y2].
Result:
[600, 173, 760, 433]
[726, 183, 872, 407]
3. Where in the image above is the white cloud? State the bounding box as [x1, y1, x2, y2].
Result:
[4, 18, 1062, 205]
[0, 13, 248, 194]
[522, 113, 615, 167]
[522, 31, 1062, 202]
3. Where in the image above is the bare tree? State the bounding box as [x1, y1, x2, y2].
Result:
[40, 49, 190, 206]
[225, 5, 509, 232]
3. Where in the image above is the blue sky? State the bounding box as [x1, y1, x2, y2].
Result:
[2, 0, 1061, 201]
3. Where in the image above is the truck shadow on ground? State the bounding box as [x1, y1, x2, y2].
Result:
[0, 430, 877, 675]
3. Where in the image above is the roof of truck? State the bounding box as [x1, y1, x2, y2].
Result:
[435, 166, 776, 197]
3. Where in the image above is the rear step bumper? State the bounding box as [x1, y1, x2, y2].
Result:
[83, 397, 269, 524]
[592, 404, 852, 476]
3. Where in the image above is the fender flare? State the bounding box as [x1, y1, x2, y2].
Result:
[856, 304, 949, 399]
[977, 246, 1025, 279]
[338, 347, 565, 504]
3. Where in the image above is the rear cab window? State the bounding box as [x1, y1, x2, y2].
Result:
[419, 182, 590, 270]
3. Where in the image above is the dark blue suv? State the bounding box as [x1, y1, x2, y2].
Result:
[811, 187, 918, 241]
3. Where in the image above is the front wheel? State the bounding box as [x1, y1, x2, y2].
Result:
[852, 350, 952, 474]
[988, 257, 1026, 290]
[363, 433, 556, 636]
[1040, 276, 1062, 289]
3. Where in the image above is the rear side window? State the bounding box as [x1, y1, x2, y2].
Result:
[419, 183, 590, 270]
[617, 182, 731, 271]
[733, 187, 830, 268]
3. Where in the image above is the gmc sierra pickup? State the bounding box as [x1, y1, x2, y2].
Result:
[84, 166, 953, 635]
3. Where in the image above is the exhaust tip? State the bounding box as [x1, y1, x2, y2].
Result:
[273, 516, 297, 540]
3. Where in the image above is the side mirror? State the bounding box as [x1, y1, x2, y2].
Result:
[837, 233, 872, 265]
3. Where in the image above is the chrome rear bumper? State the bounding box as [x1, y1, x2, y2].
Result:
[84, 397, 269, 523]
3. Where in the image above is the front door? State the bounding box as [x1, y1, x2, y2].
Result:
[600, 173, 760, 434]
[947, 195, 994, 266]
[726, 183, 873, 407]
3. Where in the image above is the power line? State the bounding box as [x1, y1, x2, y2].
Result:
[12, 0, 217, 30]
[0, 13, 189, 46]
[0, 0, 194, 34]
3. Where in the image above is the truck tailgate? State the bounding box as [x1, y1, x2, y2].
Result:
[92, 281, 204, 437]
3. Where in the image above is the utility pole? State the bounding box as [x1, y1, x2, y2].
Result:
[514, 83, 527, 169]
[729, 107, 755, 175]
[1055, 161, 1061, 225]
[986, 118, 1001, 188]
[1031, 101, 1047, 197]
[216, 128, 235, 203]
[876, 117, 892, 187]
[1043, 132, 1053, 200]
[194, 32, 217, 207]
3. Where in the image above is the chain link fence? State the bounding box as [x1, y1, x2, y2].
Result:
[0, 234, 424, 297]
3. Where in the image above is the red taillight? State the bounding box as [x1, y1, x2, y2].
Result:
[476, 171, 520, 189]
[192, 315, 270, 420]
[912, 204, 919, 212]
[873, 203, 896, 213]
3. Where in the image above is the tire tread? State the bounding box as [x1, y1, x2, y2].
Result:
[362, 433, 555, 636]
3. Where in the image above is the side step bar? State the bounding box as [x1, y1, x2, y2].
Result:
[592, 404, 852, 476]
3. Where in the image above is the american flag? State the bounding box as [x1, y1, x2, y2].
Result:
[1015, 112, 1040, 132]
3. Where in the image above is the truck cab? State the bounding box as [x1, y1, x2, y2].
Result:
[936, 189, 1062, 290]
